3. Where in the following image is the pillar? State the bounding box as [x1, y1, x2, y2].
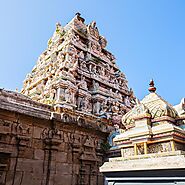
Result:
[134, 143, 137, 156]
[144, 142, 147, 155]
[170, 140, 175, 152]
[121, 149, 124, 157]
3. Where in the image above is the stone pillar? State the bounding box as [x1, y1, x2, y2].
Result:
[134, 144, 137, 156]
[121, 148, 124, 157]
[171, 140, 175, 152]
[144, 142, 147, 155]
[56, 87, 61, 103]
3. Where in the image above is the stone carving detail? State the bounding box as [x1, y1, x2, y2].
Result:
[41, 128, 63, 141]
[87, 21, 99, 39]
[21, 13, 135, 124]
[122, 147, 134, 157]
[148, 142, 172, 153]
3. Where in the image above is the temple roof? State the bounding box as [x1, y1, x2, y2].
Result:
[141, 92, 178, 118]
[122, 80, 179, 128]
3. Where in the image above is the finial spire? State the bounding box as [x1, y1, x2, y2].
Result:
[148, 79, 156, 93]
[75, 12, 85, 23]
[75, 12, 81, 17]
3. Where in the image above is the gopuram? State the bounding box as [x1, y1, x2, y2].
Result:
[0, 13, 135, 185]
[100, 80, 185, 185]
[21, 12, 135, 119]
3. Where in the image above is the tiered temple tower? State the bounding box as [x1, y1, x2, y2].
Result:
[21, 13, 135, 125]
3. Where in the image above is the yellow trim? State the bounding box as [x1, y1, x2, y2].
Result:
[144, 142, 147, 154]
[170, 140, 175, 152]
[134, 143, 137, 156]
[121, 149, 124, 157]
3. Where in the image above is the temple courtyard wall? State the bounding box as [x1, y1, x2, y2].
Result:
[0, 89, 110, 185]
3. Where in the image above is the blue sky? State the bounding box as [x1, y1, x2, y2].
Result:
[0, 0, 185, 105]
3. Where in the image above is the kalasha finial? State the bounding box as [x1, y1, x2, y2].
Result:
[148, 79, 156, 93]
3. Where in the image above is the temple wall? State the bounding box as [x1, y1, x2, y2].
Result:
[0, 107, 108, 185]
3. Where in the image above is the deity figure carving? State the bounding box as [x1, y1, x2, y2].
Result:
[112, 100, 120, 115]
[118, 93, 123, 101]
[99, 99, 109, 118]
[41, 127, 63, 141]
[91, 43, 101, 55]
[93, 101, 101, 115]
[124, 96, 131, 107]
[99, 67, 105, 77]
[80, 61, 88, 71]
[36, 80, 45, 94]
[82, 97, 89, 112]
[92, 65, 97, 75]
[87, 100, 92, 113]
[119, 104, 126, 115]
[114, 78, 119, 86]
[57, 52, 65, 62]
[93, 80, 99, 91]
[72, 34, 86, 48]
[72, 34, 79, 43]
[77, 96, 83, 111]
[77, 76, 88, 90]
[99, 36, 107, 49]
[48, 22, 65, 49]
[45, 77, 52, 89]
[109, 89, 113, 96]
[44, 88, 56, 104]
[77, 96, 90, 112]
[68, 60, 78, 78]
[56, 88, 65, 102]
[68, 45, 78, 56]
[70, 90, 76, 105]
[78, 51, 85, 59]
[64, 88, 71, 103]
[56, 22, 64, 35]
[87, 21, 99, 39]
[65, 30, 73, 41]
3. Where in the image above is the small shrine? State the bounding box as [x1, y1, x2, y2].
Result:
[100, 80, 185, 185]
[21, 13, 135, 125]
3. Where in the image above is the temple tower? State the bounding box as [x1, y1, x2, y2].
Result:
[21, 13, 135, 125]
